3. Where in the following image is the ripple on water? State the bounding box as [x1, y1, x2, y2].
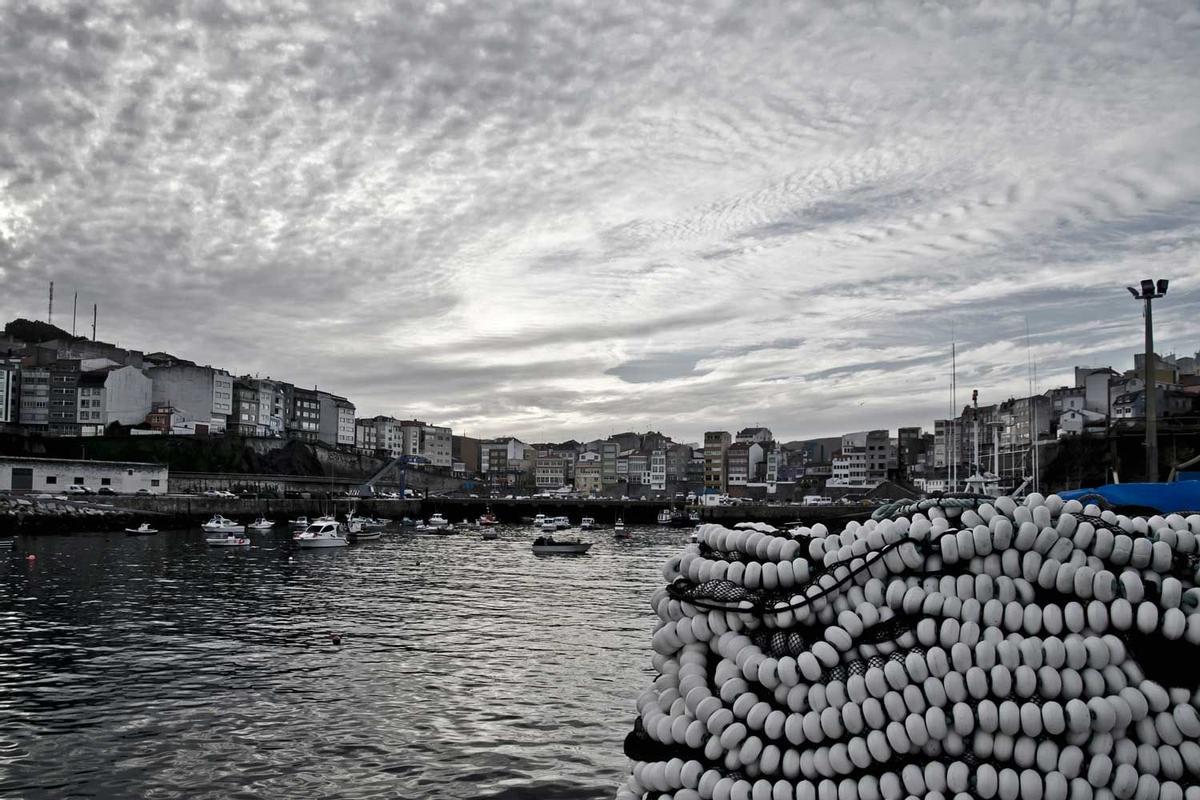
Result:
[0, 525, 681, 798]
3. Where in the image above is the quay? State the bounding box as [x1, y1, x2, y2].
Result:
[4, 494, 871, 533]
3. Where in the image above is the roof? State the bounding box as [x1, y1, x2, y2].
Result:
[0, 455, 166, 468]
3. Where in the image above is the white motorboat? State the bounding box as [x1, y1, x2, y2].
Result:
[554, 516, 571, 529]
[295, 521, 349, 548]
[202, 515, 245, 534]
[434, 524, 458, 535]
[532, 513, 547, 527]
[426, 513, 449, 528]
[615, 518, 630, 539]
[689, 527, 701, 544]
[206, 533, 250, 546]
[125, 522, 159, 535]
[532, 536, 592, 555]
[350, 528, 382, 541]
[288, 516, 310, 529]
[247, 517, 274, 531]
[481, 529, 499, 541]
[541, 520, 558, 532]
[657, 509, 672, 525]
[580, 517, 595, 530]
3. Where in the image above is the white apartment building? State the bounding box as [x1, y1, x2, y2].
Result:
[77, 366, 153, 435]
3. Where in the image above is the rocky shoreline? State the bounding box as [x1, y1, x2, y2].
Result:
[1, 495, 142, 534]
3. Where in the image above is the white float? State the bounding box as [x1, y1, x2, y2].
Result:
[618, 501, 1200, 800]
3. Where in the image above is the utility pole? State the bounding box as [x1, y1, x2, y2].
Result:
[72, 292, 78, 336]
[1127, 279, 1169, 482]
[92, 304, 98, 341]
[48, 281, 54, 323]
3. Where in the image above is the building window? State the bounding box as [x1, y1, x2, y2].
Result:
[46, 476, 57, 485]
[150, 479, 160, 487]
[101, 478, 111, 486]
[74, 477, 85, 485]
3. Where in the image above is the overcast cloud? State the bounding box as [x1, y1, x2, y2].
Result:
[2, 0, 1199, 443]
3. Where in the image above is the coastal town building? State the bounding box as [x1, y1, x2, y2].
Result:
[0, 455, 168, 494]
[76, 366, 152, 435]
[534, 456, 568, 489]
[703, 431, 731, 493]
[287, 387, 320, 441]
[574, 451, 603, 494]
[147, 364, 233, 434]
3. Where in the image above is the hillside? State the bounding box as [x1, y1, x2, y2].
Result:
[3, 318, 83, 344]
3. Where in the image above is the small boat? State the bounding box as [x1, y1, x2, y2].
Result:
[689, 526, 701, 544]
[247, 517, 275, 531]
[532, 536, 592, 555]
[554, 516, 571, 529]
[360, 518, 386, 531]
[434, 525, 458, 536]
[295, 521, 349, 548]
[657, 509, 672, 525]
[350, 528, 382, 541]
[426, 513, 449, 528]
[206, 534, 250, 546]
[288, 516, 310, 529]
[615, 518, 630, 540]
[481, 529, 499, 541]
[532, 513, 547, 528]
[541, 520, 558, 532]
[400, 517, 417, 527]
[125, 522, 159, 535]
[478, 511, 499, 526]
[202, 515, 245, 534]
[580, 517, 595, 530]
[689, 510, 700, 523]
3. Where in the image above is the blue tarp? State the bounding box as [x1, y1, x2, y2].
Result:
[1058, 481, 1200, 514]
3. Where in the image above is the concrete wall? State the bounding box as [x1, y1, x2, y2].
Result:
[150, 365, 220, 424]
[105, 366, 153, 425]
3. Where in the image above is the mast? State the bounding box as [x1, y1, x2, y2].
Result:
[951, 340, 957, 492]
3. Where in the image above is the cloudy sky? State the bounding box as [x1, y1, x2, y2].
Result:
[2, 0, 1199, 444]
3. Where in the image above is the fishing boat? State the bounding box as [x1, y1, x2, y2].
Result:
[206, 533, 250, 547]
[554, 516, 571, 529]
[426, 513, 449, 528]
[580, 517, 595, 530]
[615, 518, 630, 539]
[657, 509, 672, 525]
[541, 519, 559, 532]
[288, 516, 310, 529]
[531, 536, 592, 555]
[125, 522, 159, 535]
[350, 527, 382, 541]
[478, 511, 499, 526]
[247, 517, 275, 531]
[434, 524, 458, 536]
[202, 515, 245, 534]
[295, 521, 349, 548]
[532, 513, 547, 528]
[481, 528, 499, 541]
[689, 526, 701, 544]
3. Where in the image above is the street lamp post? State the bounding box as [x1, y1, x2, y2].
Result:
[1127, 279, 1169, 482]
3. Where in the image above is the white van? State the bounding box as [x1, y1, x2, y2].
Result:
[802, 495, 833, 506]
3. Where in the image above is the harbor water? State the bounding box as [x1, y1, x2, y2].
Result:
[0, 524, 682, 798]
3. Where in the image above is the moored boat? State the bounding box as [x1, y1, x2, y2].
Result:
[478, 511, 499, 526]
[580, 517, 595, 530]
[295, 521, 349, 548]
[202, 515, 245, 534]
[481, 529, 499, 540]
[657, 509, 672, 525]
[554, 516, 571, 529]
[206, 533, 250, 546]
[615, 518, 630, 539]
[125, 522, 159, 535]
[350, 528, 382, 541]
[247, 517, 274, 531]
[288, 516, 310, 529]
[426, 513, 449, 528]
[531, 536, 592, 555]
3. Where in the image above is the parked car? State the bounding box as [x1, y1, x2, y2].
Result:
[135, 488, 152, 495]
[97, 487, 117, 496]
[66, 485, 93, 495]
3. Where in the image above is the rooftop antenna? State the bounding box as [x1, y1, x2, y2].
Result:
[72, 292, 78, 336]
[92, 304, 97, 342]
[48, 281, 54, 324]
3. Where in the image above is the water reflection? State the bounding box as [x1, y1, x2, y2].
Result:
[0, 524, 683, 798]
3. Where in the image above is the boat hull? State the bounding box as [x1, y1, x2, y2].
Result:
[203, 525, 245, 534]
[206, 537, 250, 546]
[296, 538, 348, 548]
[532, 543, 592, 555]
[125, 528, 158, 535]
[350, 531, 382, 541]
[481, 530, 499, 540]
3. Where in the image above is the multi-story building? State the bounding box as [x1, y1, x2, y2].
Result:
[253, 378, 289, 437]
[315, 391, 356, 448]
[0, 359, 18, 426]
[827, 430, 891, 490]
[703, 431, 731, 493]
[687, 447, 705, 485]
[626, 452, 649, 487]
[735, 427, 773, 444]
[147, 364, 233, 433]
[1112, 387, 1195, 419]
[18, 367, 50, 429]
[583, 439, 620, 486]
[574, 451, 603, 494]
[665, 443, 693, 482]
[649, 449, 667, 492]
[534, 456, 568, 489]
[398, 420, 453, 468]
[47, 359, 82, 437]
[76, 366, 153, 436]
[288, 387, 321, 441]
[481, 438, 532, 484]
[230, 379, 263, 436]
[727, 441, 765, 486]
[452, 435, 482, 475]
